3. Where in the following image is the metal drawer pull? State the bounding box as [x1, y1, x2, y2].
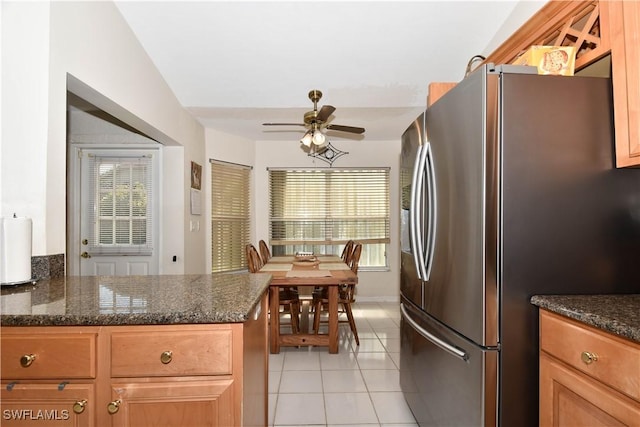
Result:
[20, 354, 36, 367]
[581, 351, 598, 365]
[73, 400, 87, 414]
[107, 399, 121, 414]
[160, 350, 173, 364]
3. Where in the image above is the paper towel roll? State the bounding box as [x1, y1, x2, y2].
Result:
[0, 216, 33, 285]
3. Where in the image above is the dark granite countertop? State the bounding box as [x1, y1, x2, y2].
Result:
[531, 294, 640, 344]
[0, 273, 271, 327]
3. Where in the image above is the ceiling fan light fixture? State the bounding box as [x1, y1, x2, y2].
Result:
[300, 131, 313, 147]
[312, 130, 326, 146]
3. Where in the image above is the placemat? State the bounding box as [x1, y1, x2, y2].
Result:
[259, 264, 292, 271]
[317, 256, 342, 263]
[285, 270, 332, 278]
[268, 256, 296, 263]
[318, 263, 351, 271]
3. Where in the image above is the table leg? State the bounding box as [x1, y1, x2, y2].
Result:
[270, 286, 280, 354]
[328, 285, 338, 354]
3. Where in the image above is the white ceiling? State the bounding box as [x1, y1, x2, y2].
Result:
[114, 1, 542, 142]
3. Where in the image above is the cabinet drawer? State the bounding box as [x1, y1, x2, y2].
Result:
[540, 310, 640, 401]
[1, 334, 97, 380]
[110, 329, 233, 377]
[1, 382, 95, 427]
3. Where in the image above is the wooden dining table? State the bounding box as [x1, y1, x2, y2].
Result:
[259, 255, 358, 354]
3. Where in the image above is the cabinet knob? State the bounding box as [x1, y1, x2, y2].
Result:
[160, 350, 173, 364]
[20, 354, 36, 367]
[73, 399, 87, 414]
[107, 399, 121, 414]
[581, 351, 598, 365]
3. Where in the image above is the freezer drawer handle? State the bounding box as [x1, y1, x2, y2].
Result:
[401, 303, 468, 361]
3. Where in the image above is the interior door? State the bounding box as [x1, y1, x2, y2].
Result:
[70, 147, 159, 276]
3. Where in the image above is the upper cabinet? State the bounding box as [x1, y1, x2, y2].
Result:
[487, 1, 609, 70]
[483, 0, 639, 168]
[427, 83, 457, 107]
[604, 1, 640, 167]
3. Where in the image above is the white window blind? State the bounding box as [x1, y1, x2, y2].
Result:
[87, 155, 153, 255]
[211, 160, 251, 272]
[269, 168, 390, 267]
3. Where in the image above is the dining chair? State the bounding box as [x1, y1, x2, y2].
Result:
[341, 240, 355, 262]
[309, 239, 356, 307]
[312, 242, 362, 345]
[245, 244, 263, 273]
[259, 239, 271, 262]
[246, 243, 300, 333]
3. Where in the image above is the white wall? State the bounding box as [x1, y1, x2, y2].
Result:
[1, 1, 205, 273]
[1, 2, 51, 252]
[482, 0, 546, 56]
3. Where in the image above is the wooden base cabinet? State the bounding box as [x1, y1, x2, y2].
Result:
[1, 383, 95, 426]
[1, 328, 98, 426]
[108, 380, 234, 427]
[1, 292, 268, 427]
[539, 310, 640, 426]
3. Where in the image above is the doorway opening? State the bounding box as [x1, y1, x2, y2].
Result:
[66, 91, 161, 276]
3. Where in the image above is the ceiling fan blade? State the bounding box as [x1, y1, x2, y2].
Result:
[316, 105, 336, 122]
[326, 124, 365, 134]
[263, 123, 306, 126]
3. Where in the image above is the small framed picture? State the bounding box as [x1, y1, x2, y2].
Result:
[191, 161, 202, 190]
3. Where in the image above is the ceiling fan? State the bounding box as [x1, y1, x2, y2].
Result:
[262, 89, 365, 147]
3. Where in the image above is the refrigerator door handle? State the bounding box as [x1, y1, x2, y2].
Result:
[401, 303, 469, 361]
[410, 144, 429, 280]
[423, 142, 437, 280]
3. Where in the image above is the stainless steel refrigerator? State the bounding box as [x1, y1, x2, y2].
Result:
[399, 64, 640, 427]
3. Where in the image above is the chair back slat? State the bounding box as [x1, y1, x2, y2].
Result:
[349, 243, 362, 274]
[245, 244, 263, 273]
[341, 240, 355, 263]
[259, 240, 271, 262]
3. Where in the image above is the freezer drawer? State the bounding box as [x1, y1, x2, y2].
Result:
[400, 300, 498, 426]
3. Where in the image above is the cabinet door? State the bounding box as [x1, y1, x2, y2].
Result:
[540, 353, 640, 426]
[608, 0, 640, 167]
[1, 383, 94, 427]
[106, 380, 235, 427]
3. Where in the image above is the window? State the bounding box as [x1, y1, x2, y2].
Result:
[211, 160, 251, 272]
[268, 168, 390, 268]
[87, 155, 153, 255]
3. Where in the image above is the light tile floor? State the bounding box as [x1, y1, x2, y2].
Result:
[269, 301, 418, 427]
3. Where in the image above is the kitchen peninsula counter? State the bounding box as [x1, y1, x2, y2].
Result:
[1, 273, 271, 426]
[531, 294, 640, 344]
[0, 273, 271, 326]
